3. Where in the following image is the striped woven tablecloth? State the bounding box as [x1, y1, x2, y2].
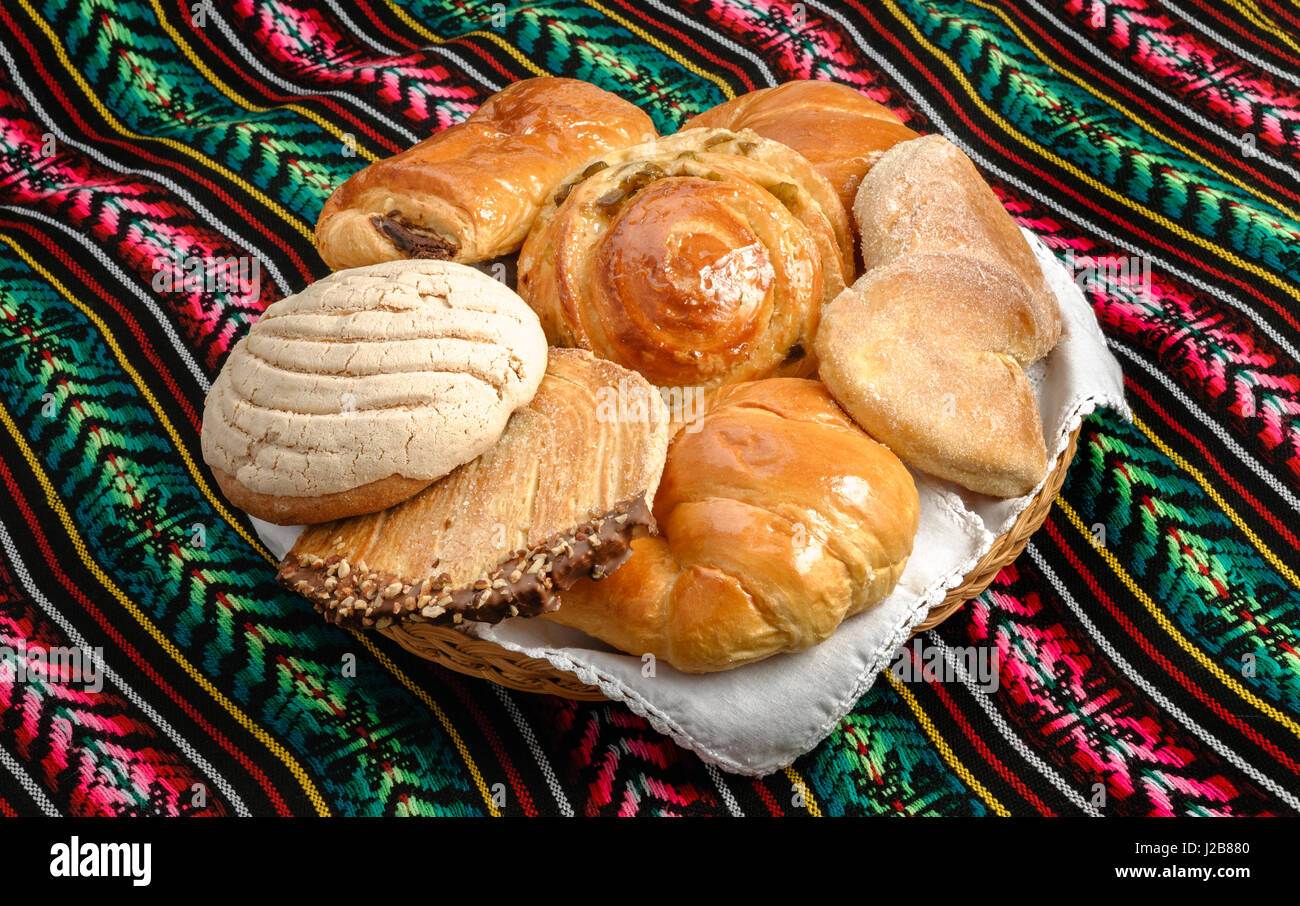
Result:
[0, 0, 1296, 818]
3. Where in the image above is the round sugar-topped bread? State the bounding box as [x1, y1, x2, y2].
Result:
[201, 260, 548, 524]
[816, 135, 1060, 498]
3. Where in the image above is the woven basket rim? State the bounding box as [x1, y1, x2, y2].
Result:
[380, 427, 1080, 701]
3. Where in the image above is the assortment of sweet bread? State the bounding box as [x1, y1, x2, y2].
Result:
[202, 77, 1062, 674]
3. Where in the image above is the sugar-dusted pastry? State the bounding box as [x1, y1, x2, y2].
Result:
[546, 378, 918, 673]
[315, 77, 656, 269]
[815, 135, 1062, 497]
[277, 349, 670, 628]
[202, 261, 547, 525]
[853, 135, 1060, 343]
[684, 79, 918, 217]
[517, 128, 849, 412]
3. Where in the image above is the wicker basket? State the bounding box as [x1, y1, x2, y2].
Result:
[380, 428, 1080, 701]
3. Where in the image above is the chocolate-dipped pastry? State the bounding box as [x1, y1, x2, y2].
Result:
[278, 349, 669, 629]
[277, 495, 653, 628]
[315, 77, 655, 269]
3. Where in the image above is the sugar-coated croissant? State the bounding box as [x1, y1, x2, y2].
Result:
[546, 379, 918, 673]
[315, 78, 655, 269]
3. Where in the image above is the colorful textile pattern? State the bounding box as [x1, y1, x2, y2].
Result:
[0, 0, 1297, 817]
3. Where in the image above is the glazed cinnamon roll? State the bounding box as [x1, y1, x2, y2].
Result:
[517, 129, 848, 404]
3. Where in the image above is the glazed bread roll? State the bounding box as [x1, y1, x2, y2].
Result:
[315, 78, 655, 269]
[202, 261, 547, 524]
[517, 128, 848, 412]
[547, 379, 918, 673]
[816, 135, 1062, 497]
[279, 349, 670, 629]
[684, 80, 918, 217]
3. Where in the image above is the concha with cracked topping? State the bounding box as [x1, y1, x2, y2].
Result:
[201, 260, 548, 524]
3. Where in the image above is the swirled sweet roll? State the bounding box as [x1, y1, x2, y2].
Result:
[517, 128, 849, 412]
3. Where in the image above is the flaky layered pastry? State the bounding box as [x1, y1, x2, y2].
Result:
[517, 128, 849, 412]
[315, 77, 655, 269]
[684, 80, 919, 218]
[815, 135, 1063, 497]
[278, 349, 670, 628]
[546, 379, 918, 673]
[201, 261, 547, 524]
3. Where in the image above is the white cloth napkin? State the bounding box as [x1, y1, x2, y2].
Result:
[251, 231, 1128, 776]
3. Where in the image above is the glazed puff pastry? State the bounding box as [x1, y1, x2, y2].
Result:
[315, 78, 655, 269]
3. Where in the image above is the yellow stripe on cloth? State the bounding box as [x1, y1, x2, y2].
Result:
[1131, 414, 1300, 592]
[887, 674, 1011, 816]
[1058, 498, 1300, 741]
[881, 0, 1300, 306]
[783, 767, 823, 816]
[147, 0, 382, 164]
[382, 0, 550, 78]
[18, 0, 313, 240]
[1224, 0, 1300, 57]
[351, 633, 501, 816]
[964, 0, 1299, 222]
[580, 0, 737, 100]
[0, 397, 332, 815]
